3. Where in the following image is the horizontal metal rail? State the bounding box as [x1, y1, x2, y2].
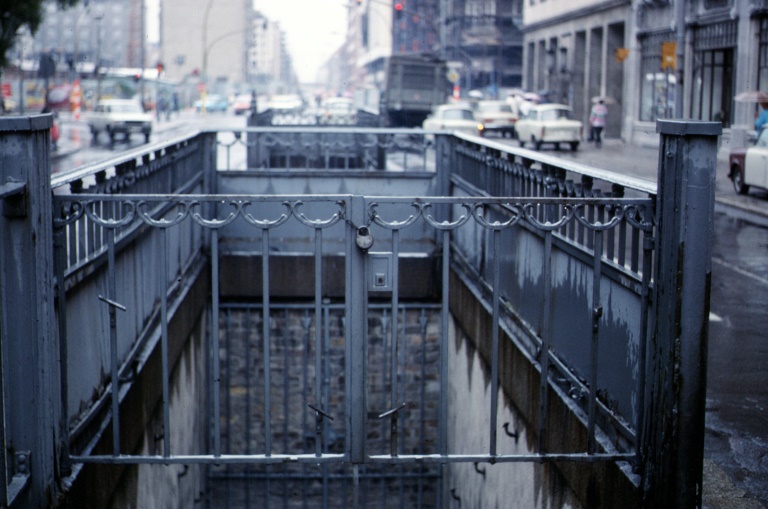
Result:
[56, 192, 653, 475]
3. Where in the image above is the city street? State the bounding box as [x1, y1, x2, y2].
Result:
[53, 117, 768, 508]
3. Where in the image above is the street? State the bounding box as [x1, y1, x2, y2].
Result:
[53, 118, 768, 507]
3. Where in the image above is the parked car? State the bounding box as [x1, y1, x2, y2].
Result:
[321, 97, 357, 125]
[728, 127, 768, 194]
[514, 103, 582, 151]
[475, 100, 518, 137]
[422, 104, 484, 136]
[87, 98, 152, 144]
[266, 94, 304, 112]
[194, 94, 229, 112]
[233, 94, 254, 115]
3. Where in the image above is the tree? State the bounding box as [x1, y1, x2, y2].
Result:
[0, 0, 81, 69]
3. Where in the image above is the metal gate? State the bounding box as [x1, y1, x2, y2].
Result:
[53, 192, 652, 480]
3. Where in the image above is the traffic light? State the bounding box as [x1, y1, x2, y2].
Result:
[156, 62, 164, 75]
[394, 2, 403, 17]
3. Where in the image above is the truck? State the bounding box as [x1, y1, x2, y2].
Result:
[379, 54, 451, 128]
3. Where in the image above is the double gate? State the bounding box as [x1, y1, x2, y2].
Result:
[53, 189, 653, 505]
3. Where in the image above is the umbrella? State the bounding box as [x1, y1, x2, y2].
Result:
[734, 90, 768, 103]
[591, 96, 617, 105]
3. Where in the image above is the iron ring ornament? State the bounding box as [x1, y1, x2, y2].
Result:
[291, 200, 345, 229]
[241, 201, 292, 230]
[53, 197, 654, 235]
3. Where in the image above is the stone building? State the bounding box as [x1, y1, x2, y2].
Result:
[522, 0, 768, 150]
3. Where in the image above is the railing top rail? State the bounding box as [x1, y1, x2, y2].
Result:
[202, 126, 437, 135]
[454, 132, 659, 196]
[55, 193, 653, 205]
[50, 131, 203, 190]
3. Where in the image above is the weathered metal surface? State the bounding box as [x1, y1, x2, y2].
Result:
[0, 115, 61, 507]
[0, 119, 719, 507]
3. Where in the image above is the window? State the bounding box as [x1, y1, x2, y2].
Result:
[638, 31, 676, 122]
[691, 21, 737, 127]
[758, 18, 768, 92]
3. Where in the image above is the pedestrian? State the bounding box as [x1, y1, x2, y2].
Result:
[589, 98, 608, 147]
[172, 93, 180, 117]
[755, 102, 768, 132]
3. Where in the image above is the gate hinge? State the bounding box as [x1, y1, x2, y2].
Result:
[6, 451, 31, 505]
[0, 180, 27, 218]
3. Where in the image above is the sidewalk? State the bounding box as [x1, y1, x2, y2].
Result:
[560, 136, 768, 223]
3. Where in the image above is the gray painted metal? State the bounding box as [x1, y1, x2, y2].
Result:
[55, 193, 652, 471]
[643, 120, 720, 507]
[0, 115, 62, 506]
[0, 119, 718, 507]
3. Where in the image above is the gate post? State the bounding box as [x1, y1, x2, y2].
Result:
[0, 115, 61, 506]
[644, 120, 720, 508]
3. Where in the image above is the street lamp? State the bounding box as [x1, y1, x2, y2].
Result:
[94, 12, 104, 104]
[199, 0, 215, 114]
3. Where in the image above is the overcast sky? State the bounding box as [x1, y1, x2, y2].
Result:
[255, 1, 349, 82]
[147, 1, 349, 83]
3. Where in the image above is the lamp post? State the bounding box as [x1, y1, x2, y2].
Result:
[199, 0, 215, 114]
[94, 12, 104, 105]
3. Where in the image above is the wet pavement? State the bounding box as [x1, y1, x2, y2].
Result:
[52, 120, 768, 508]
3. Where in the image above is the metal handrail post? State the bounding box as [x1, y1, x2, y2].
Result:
[644, 119, 720, 507]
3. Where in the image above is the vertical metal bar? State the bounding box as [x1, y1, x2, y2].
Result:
[537, 231, 553, 453]
[618, 217, 627, 268]
[636, 225, 654, 463]
[346, 196, 367, 464]
[588, 230, 604, 454]
[390, 230, 400, 457]
[245, 307, 252, 509]
[315, 228, 323, 457]
[245, 307, 252, 457]
[0, 212, 9, 503]
[224, 309, 231, 501]
[283, 309, 289, 457]
[53, 228, 72, 474]
[630, 224, 640, 273]
[437, 229, 450, 509]
[439, 230, 449, 457]
[107, 228, 121, 456]
[418, 309, 427, 506]
[490, 228, 501, 457]
[211, 228, 221, 458]
[263, 229, 272, 456]
[159, 228, 171, 459]
[301, 311, 310, 507]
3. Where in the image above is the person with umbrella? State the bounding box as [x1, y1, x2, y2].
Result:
[734, 90, 768, 132]
[756, 102, 768, 132]
[589, 98, 608, 147]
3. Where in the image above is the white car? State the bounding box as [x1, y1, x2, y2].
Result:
[88, 98, 152, 144]
[475, 100, 518, 138]
[422, 104, 484, 136]
[515, 103, 582, 151]
[728, 126, 768, 194]
[321, 97, 356, 125]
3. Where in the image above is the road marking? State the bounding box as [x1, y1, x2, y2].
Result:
[712, 256, 768, 287]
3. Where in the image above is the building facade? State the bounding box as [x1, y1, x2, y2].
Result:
[347, 0, 523, 102]
[160, 0, 251, 92]
[27, 0, 141, 72]
[522, 0, 768, 149]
